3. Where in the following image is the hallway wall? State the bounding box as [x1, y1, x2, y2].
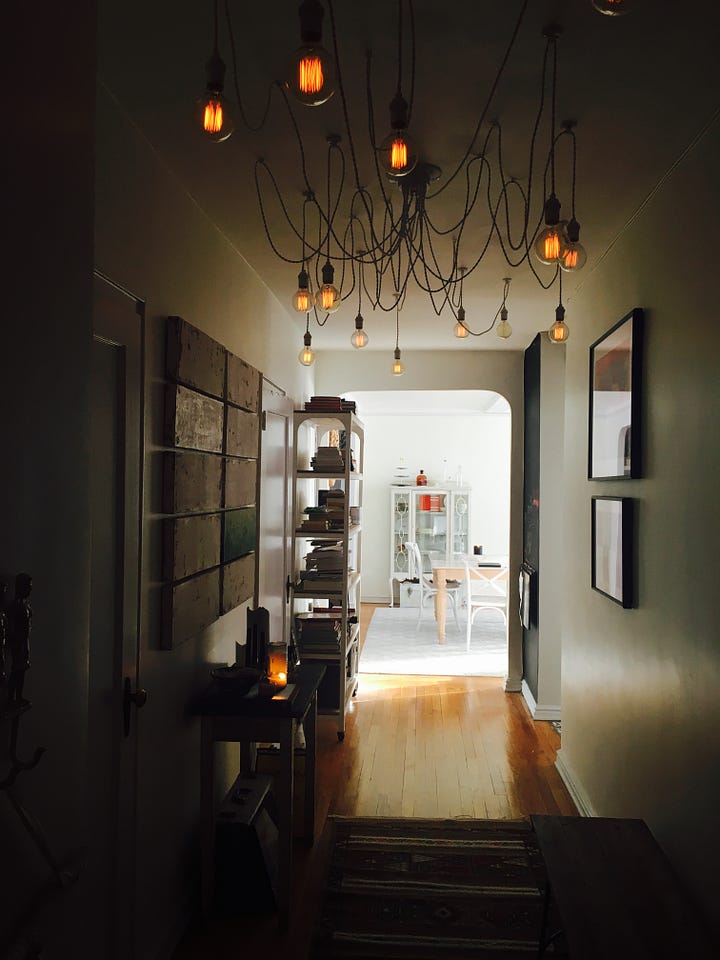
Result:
[93, 86, 313, 957]
[557, 113, 720, 933]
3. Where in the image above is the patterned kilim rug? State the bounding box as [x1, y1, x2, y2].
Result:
[311, 817, 561, 959]
[359, 607, 507, 677]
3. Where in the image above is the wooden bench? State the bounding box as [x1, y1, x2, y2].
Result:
[531, 815, 717, 960]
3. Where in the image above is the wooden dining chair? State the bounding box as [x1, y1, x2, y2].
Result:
[463, 560, 508, 652]
[405, 541, 461, 632]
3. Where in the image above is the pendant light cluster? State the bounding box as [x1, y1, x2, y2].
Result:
[197, 1, 599, 360]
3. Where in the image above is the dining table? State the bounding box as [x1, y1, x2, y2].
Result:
[431, 555, 509, 643]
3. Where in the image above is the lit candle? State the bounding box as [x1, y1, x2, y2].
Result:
[267, 645, 288, 689]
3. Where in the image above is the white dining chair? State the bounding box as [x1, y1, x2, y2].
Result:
[405, 541, 461, 632]
[463, 560, 508, 652]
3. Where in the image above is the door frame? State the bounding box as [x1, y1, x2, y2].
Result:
[91, 270, 145, 958]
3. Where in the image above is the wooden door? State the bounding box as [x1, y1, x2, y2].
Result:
[86, 274, 144, 958]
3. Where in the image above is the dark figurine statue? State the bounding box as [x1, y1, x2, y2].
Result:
[8, 572, 32, 705]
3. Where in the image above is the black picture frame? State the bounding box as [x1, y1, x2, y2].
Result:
[588, 308, 643, 480]
[591, 496, 633, 608]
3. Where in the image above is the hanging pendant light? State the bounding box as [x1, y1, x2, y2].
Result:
[350, 259, 369, 347]
[298, 324, 316, 365]
[547, 272, 570, 343]
[315, 260, 341, 313]
[196, 2, 233, 142]
[560, 218, 587, 272]
[392, 299, 405, 375]
[292, 268, 312, 312]
[534, 195, 568, 265]
[454, 306, 470, 339]
[496, 307, 512, 340]
[286, 0, 335, 106]
[378, 93, 418, 177]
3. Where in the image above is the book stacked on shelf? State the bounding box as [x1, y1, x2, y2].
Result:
[298, 506, 330, 532]
[295, 614, 342, 657]
[310, 446, 345, 473]
[304, 396, 357, 414]
[323, 488, 346, 530]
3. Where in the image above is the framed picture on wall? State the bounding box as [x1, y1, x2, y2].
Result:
[591, 496, 634, 608]
[588, 308, 644, 479]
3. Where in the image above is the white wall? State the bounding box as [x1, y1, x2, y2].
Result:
[557, 115, 720, 934]
[358, 410, 511, 601]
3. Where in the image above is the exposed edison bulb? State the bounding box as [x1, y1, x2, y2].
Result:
[298, 331, 315, 365]
[315, 260, 341, 313]
[534, 223, 568, 265]
[378, 130, 418, 177]
[496, 307, 512, 340]
[197, 52, 233, 142]
[351, 315, 369, 348]
[560, 242, 588, 272]
[392, 347, 405, 376]
[453, 306, 469, 339]
[592, 0, 632, 15]
[548, 305, 570, 344]
[287, 45, 335, 106]
[292, 269, 312, 312]
[560, 218, 587, 272]
[315, 283, 341, 313]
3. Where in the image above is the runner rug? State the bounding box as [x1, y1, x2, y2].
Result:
[310, 816, 561, 959]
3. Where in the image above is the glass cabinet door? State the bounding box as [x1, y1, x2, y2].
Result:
[412, 489, 448, 573]
[391, 490, 411, 578]
[452, 492, 470, 555]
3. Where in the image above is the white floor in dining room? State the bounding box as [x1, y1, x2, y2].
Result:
[359, 603, 508, 677]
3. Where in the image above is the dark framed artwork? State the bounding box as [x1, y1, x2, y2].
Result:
[588, 308, 643, 479]
[591, 496, 633, 608]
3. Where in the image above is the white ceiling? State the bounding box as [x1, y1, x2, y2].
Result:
[98, 0, 720, 352]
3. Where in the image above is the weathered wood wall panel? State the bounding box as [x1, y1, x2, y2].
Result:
[227, 353, 260, 411]
[163, 513, 222, 581]
[225, 406, 259, 458]
[167, 315, 225, 399]
[166, 384, 224, 453]
[224, 458, 257, 508]
[222, 507, 257, 563]
[162, 569, 220, 649]
[163, 452, 223, 514]
[221, 554, 255, 615]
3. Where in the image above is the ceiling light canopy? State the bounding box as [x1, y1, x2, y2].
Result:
[199, 1, 590, 357]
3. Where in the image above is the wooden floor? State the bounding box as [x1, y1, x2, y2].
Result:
[173, 603, 576, 959]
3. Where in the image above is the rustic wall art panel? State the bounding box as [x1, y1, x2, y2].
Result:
[221, 554, 256, 615]
[163, 513, 222, 582]
[225, 406, 259, 458]
[163, 452, 223, 514]
[222, 507, 257, 564]
[165, 383, 224, 453]
[166, 315, 226, 399]
[162, 569, 221, 649]
[227, 353, 261, 412]
[224, 458, 257, 508]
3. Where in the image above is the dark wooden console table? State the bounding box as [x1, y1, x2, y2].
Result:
[531, 815, 717, 959]
[195, 664, 326, 928]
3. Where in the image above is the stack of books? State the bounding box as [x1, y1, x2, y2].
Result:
[298, 506, 330, 532]
[324, 489, 346, 529]
[305, 542, 344, 575]
[311, 446, 345, 473]
[295, 612, 343, 657]
[304, 396, 357, 414]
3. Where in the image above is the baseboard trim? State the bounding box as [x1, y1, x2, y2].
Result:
[521, 680, 561, 721]
[364, 596, 392, 605]
[555, 749, 596, 817]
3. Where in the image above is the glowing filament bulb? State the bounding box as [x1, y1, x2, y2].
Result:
[563, 249, 579, 269]
[294, 290, 311, 311]
[391, 137, 408, 170]
[299, 55, 324, 94]
[543, 230, 562, 261]
[203, 99, 223, 134]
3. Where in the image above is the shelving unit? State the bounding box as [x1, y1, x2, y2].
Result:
[389, 484, 471, 604]
[290, 411, 364, 741]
